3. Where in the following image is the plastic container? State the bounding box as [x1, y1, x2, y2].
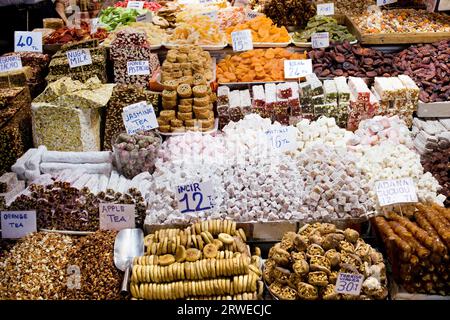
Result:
[112, 130, 162, 179]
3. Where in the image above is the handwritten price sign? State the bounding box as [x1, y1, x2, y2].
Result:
[312, 32, 329, 49]
[0, 55, 22, 72]
[14, 31, 42, 53]
[377, 0, 397, 6]
[231, 30, 253, 52]
[176, 181, 215, 214]
[335, 273, 364, 296]
[122, 101, 158, 135]
[66, 49, 92, 68]
[375, 178, 418, 207]
[127, 1, 145, 9]
[99, 204, 135, 231]
[1, 211, 37, 239]
[317, 3, 334, 15]
[265, 126, 297, 152]
[284, 59, 312, 79]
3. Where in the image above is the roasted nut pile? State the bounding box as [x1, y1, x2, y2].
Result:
[264, 223, 388, 300]
[104, 84, 159, 150]
[394, 40, 450, 103]
[8, 182, 147, 231]
[0, 232, 74, 299]
[64, 230, 124, 300]
[310, 41, 398, 78]
[373, 203, 450, 295]
[314, 0, 376, 16]
[113, 131, 162, 179]
[130, 220, 263, 300]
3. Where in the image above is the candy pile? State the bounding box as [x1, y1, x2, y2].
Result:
[167, 16, 226, 46]
[102, 23, 167, 47]
[225, 16, 290, 43]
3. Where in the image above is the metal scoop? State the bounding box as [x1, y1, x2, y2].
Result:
[114, 228, 144, 295]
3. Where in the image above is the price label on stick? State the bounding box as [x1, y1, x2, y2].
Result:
[136, 12, 153, 23]
[122, 101, 158, 135]
[1, 211, 37, 239]
[90, 18, 99, 34]
[14, 31, 42, 53]
[202, 11, 218, 21]
[99, 204, 135, 231]
[0, 55, 22, 73]
[335, 273, 364, 296]
[317, 3, 334, 16]
[245, 10, 263, 20]
[66, 49, 92, 68]
[127, 60, 150, 76]
[377, 0, 397, 6]
[127, 1, 145, 9]
[176, 181, 215, 214]
[231, 30, 253, 52]
[284, 59, 312, 79]
[265, 126, 297, 152]
[312, 32, 329, 49]
[375, 178, 418, 206]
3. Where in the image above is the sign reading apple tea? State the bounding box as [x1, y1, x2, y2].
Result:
[1, 211, 37, 239]
[99, 204, 135, 231]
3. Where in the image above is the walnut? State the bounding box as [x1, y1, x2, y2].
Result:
[297, 282, 319, 300]
[288, 273, 303, 289]
[292, 259, 309, 276]
[293, 234, 309, 252]
[269, 281, 284, 297]
[291, 251, 307, 261]
[321, 284, 339, 300]
[355, 239, 371, 260]
[307, 271, 329, 287]
[307, 244, 325, 256]
[309, 233, 324, 246]
[329, 271, 339, 284]
[322, 233, 344, 250]
[344, 228, 360, 243]
[279, 286, 298, 300]
[272, 248, 291, 266]
[309, 255, 331, 272]
[325, 249, 341, 268]
[339, 241, 355, 253]
[318, 223, 336, 235]
[280, 232, 297, 251]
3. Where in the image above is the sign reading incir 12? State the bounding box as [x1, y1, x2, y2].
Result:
[176, 181, 215, 214]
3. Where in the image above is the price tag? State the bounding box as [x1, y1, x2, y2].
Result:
[136, 12, 153, 22]
[284, 59, 312, 79]
[265, 126, 297, 152]
[375, 178, 418, 206]
[122, 101, 158, 135]
[66, 49, 92, 68]
[0, 55, 23, 73]
[14, 31, 42, 53]
[176, 181, 215, 214]
[317, 3, 334, 15]
[245, 10, 263, 20]
[312, 32, 329, 49]
[202, 11, 218, 21]
[99, 204, 135, 231]
[90, 18, 99, 34]
[335, 273, 364, 296]
[1, 211, 37, 239]
[127, 1, 145, 9]
[127, 60, 150, 76]
[377, 0, 397, 6]
[231, 30, 253, 52]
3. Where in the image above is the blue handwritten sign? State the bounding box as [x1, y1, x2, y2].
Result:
[1, 211, 37, 239]
[176, 181, 215, 214]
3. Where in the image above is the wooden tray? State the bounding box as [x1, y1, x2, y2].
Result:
[344, 14, 450, 45]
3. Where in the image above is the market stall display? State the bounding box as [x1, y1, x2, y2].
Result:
[373, 204, 450, 296]
[264, 223, 388, 300]
[130, 220, 263, 300]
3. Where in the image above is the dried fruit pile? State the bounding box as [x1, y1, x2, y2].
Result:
[167, 16, 226, 46]
[293, 16, 356, 43]
[130, 220, 264, 300]
[264, 223, 388, 300]
[44, 21, 108, 45]
[373, 203, 450, 295]
[225, 16, 290, 43]
[217, 48, 307, 83]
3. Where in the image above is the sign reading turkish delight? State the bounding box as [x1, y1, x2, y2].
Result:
[231, 30, 253, 52]
[284, 59, 312, 79]
[265, 125, 297, 152]
[316, 3, 335, 15]
[127, 1, 145, 9]
[375, 178, 418, 206]
[14, 31, 42, 53]
[99, 204, 135, 231]
[122, 101, 159, 135]
[335, 272, 364, 295]
[312, 32, 330, 49]
[1, 211, 37, 239]
[66, 49, 92, 68]
[0, 55, 22, 72]
[176, 181, 215, 214]
[127, 60, 150, 76]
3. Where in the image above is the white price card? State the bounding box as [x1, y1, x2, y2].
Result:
[375, 178, 418, 207]
[231, 30, 253, 52]
[312, 32, 329, 49]
[122, 101, 158, 135]
[66, 49, 92, 68]
[245, 10, 263, 20]
[1, 211, 37, 239]
[176, 181, 216, 214]
[14, 31, 42, 53]
[202, 11, 218, 21]
[377, 0, 397, 6]
[127, 60, 150, 76]
[317, 3, 335, 15]
[335, 273, 364, 296]
[99, 204, 135, 231]
[284, 59, 313, 79]
[90, 18, 99, 34]
[0, 55, 22, 73]
[127, 1, 145, 9]
[265, 126, 297, 152]
[136, 12, 153, 22]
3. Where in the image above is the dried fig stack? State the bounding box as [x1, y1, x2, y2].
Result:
[394, 40, 450, 103]
[309, 41, 398, 78]
[261, 0, 316, 28]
